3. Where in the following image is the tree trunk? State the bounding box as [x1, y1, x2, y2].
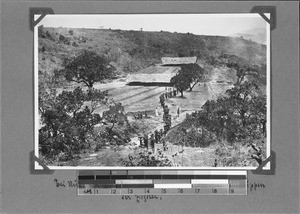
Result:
[262, 121, 266, 135]
[189, 82, 197, 91]
[180, 90, 184, 97]
[88, 86, 93, 95]
[108, 122, 115, 134]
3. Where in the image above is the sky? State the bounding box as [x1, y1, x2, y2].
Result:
[36, 14, 268, 36]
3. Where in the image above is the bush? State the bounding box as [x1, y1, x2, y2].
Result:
[72, 41, 78, 47]
[213, 139, 265, 167]
[59, 35, 71, 45]
[39, 87, 106, 162]
[164, 126, 214, 148]
[122, 149, 172, 166]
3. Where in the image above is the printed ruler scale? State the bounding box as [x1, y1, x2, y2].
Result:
[77, 170, 247, 195]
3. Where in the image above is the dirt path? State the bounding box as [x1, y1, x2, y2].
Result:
[207, 67, 235, 100]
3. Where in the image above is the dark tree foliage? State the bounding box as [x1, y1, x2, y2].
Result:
[102, 102, 128, 134]
[93, 101, 132, 146]
[38, 25, 55, 41]
[170, 62, 266, 145]
[63, 50, 116, 91]
[87, 88, 109, 113]
[249, 95, 267, 136]
[220, 53, 260, 85]
[170, 73, 190, 97]
[39, 87, 106, 161]
[180, 63, 205, 91]
[122, 149, 172, 167]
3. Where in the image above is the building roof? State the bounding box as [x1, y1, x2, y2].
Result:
[138, 65, 173, 74]
[126, 73, 175, 83]
[126, 66, 180, 83]
[161, 57, 197, 65]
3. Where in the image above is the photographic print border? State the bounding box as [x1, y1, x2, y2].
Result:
[34, 13, 271, 170]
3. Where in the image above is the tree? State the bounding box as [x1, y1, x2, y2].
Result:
[225, 56, 260, 85]
[170, 73, 190, 97]
[102, 102, 127, 134]
[180, 63, 205, 91]
[63, 50, 115, 92]
[223, 80, 265, 140]
[56, 87, 86, 117]
[87, 88, 109, 113]
[39, 87, 104, 161]
[249, 95, 267, 136]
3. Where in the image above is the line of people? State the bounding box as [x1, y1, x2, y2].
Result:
[138, 129, 168, 153]
[162, 88, 178, 100]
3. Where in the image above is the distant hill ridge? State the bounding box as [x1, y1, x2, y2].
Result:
[38, 26, 266, 76]
[231, 28, 266, 45]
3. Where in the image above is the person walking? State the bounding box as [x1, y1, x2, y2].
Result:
[155, 107, 158, 117]
[154, 130, 159, 144]
[177, 107, 180, 117]
[160, 129, 164, 137]
[162, 139, 167, 151]
[139, 136, 143, 147]
[150, 133, 155, 153]
[144, 134, 148, 149]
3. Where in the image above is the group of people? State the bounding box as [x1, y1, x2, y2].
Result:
[134, 111, 149, 120]
[138, 129, 168, 152]
[162, 87, 178, 100]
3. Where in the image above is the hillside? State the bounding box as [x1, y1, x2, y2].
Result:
[38, 26, 266, 78]
[232, 28, 266, 45]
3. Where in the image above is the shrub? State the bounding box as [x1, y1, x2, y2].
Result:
[213, 140, 265, 167]
[122, 149, 172, 167]
[59, 35, 71, 45]
[72, 42, 78, 47]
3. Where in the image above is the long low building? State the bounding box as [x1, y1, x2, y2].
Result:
[126, 57, 197, 86]
[161, 56, 197, 66]
[126, 65, 180, 86]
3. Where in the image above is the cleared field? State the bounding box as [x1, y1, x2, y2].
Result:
[92, 81, 165, 114]
[91, 66, 232, 124]
[92, 80, 212, 117]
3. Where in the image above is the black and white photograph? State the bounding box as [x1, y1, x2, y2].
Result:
[34, 14, 270, 169]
